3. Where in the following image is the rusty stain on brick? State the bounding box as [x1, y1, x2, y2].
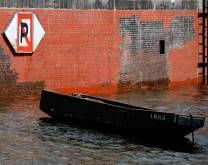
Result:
[119, 15, 195, 85]
[0, 46, 44, 98]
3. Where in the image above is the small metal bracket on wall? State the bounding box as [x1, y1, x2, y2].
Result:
[160, 40, 165, 54]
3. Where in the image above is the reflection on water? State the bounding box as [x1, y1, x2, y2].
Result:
[0, 84, 208, 165]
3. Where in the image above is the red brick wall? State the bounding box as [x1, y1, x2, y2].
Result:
[0, 9, 199, 95]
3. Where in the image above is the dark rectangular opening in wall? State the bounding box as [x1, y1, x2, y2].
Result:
[160, 40, 165, 54]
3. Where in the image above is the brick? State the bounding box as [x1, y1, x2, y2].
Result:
[0, 9, 200, 95]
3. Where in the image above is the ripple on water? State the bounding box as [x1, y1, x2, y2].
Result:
[0, 85, 208, 165]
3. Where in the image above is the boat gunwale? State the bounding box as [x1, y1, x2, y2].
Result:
[42, 90, 205, 120]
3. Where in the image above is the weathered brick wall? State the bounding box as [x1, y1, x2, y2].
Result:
[118, 12, 197, 86]
[0, 9, 199, 95]
[0, 0, 200, 10]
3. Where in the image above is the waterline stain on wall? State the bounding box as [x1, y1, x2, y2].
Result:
[0, 47, 17, 96]
[0, 46, 44, 98]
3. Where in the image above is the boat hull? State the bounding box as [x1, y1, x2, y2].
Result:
[40, 90, 205, 139]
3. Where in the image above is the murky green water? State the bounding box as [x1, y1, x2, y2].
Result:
[0, 84, 208, 165]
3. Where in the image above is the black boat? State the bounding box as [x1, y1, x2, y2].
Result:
[40, 90, 205, 139]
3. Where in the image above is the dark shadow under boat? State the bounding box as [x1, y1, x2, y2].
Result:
[39, 117, 203, 153]
[39, 90, 205, 140]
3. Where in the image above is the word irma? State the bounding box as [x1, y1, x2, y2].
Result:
[150, 113, 166, 121]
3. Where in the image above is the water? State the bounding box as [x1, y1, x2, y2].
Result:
[0, 84, 208, 165]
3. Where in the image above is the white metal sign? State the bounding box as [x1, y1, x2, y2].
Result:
[4, 12, 45, 53]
